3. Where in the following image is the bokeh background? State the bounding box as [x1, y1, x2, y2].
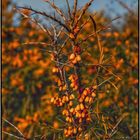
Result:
[2, 0, 138, 139]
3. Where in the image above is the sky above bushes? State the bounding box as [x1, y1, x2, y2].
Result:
[15, 0, 138, 17]
[13, 0, 138, 27]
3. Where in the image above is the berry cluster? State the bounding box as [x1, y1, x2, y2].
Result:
[51, 94, 75, 107]
[64, 126, 82, 137]
[69, 74, 79, 91]
[69, 53, 81, 64]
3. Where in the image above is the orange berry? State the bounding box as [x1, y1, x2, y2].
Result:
[65, 134, 68, 137]
[69, 53, 75, 60]
[70, 94, 75, 100]
[53, 121, 59, 129]
[81, 112, 85, 118]
[93, 85, 97, 90]
[57, 80, 62, 86]
[70, 108, 74, 113]
[59, 102, 63, 106]
[52, 67, 59, 73]
[78, 127, 82, 132]
[62, 110, 66, 115]
[86, 117, 91, 122]
[68, 75, 74, 80]
[73, 127, 77, 134]
[76, 105, 80, 111]
[66, 117, 69, 122]
[63, 85, 67, 91]
[73, 86, 78, 91]
[83, 90, 88, 96]
[69, 118, 72, 123]
[85, 96, 89, 103]
[74, 26, 80, 33]
[69, 33, 75, 39]
[59, 86, 63, 91]
[89, 97, 93, 104]
[72, 58, 77, 64]
[68, 126, 72, 130]
[80, 103, 84, 110]
[79, 118, 82, 123]
[91, 92, 96, 97]
[79, 97, 84, 103]
[70, 83, 75, 88]
[69, 101, 73, 106]
[76, 55, 81, 62]
[64, 129, 67, 135]
[51, 97, 54, 103]
[65, 96, 69, 102]
[67, 130, 71, 136]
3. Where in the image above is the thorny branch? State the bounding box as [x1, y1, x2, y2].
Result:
[16, 6, 70, 32]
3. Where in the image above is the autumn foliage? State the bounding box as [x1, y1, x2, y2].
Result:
[2, 0, 138, 140]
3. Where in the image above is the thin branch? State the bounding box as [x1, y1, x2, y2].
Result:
[66, 0, 72, 20]
[90, 15, 104, 64]
[98, 75, 118, 90]
[2, 131, 26, 140]
[75, 17, 90, 36]
[21, 42, 53, 53]
[57, 27, 64, 38]
[72, 0, 78, 20]
[44, 0, 66, 22]
[52, 60, 72, 67]
[51, 24, 57, 42]
[78, 25, 110, 45]
[97, 76, 113, 88]
[74, 0, 94, 28]
[2, 118, 24, 137]
[109, 113, 129, 138]
[63, 67, 69, 91]
[58, 37, 69, 54]
[78, 16, 120, 45]
[21, 42, 51, 46]
[15, 8, 52, 39]
[99, 64, 121, 80]
[16, 6, 70, 32]
[115, 0, 135, 15]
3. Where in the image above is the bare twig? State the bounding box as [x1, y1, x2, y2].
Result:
[90, 15, 104, 64]
[116, 0, 135, 15]
[109, 113, 129, 138]
[78, 16, 120, 45]
[15, 8, 52, 39]
[72, 0, 78, 20]
[2, 118, 24, 137]
[57, 27, 64, 38]
[66, 0, 72, 20]
[44, 0, 66, 22]
[58, 37, 69, 54]
[74, 0, 94, 28]
[21, 42, 51, 46]
[78, 25, 110, 45]
[2, 131, 26, 140]
[16, 6, 70, 32]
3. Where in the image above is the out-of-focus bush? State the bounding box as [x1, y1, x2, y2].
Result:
[2, 0, 138, 139]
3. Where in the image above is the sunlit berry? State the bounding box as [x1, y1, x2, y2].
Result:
[76, 55, 81, 62]
[69, 53, 75, 60]
[70, 94, 75, 100]
[80, 103, 84, 110]
[91, 92, 96, 97]
[69, 101, 73, 106]
[72, 59, 77, 64]
[73, 127, 77, 134]
[85, 96, 89, 103]
[78, 127, 82, 132]
[52, 67, 59, 73]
